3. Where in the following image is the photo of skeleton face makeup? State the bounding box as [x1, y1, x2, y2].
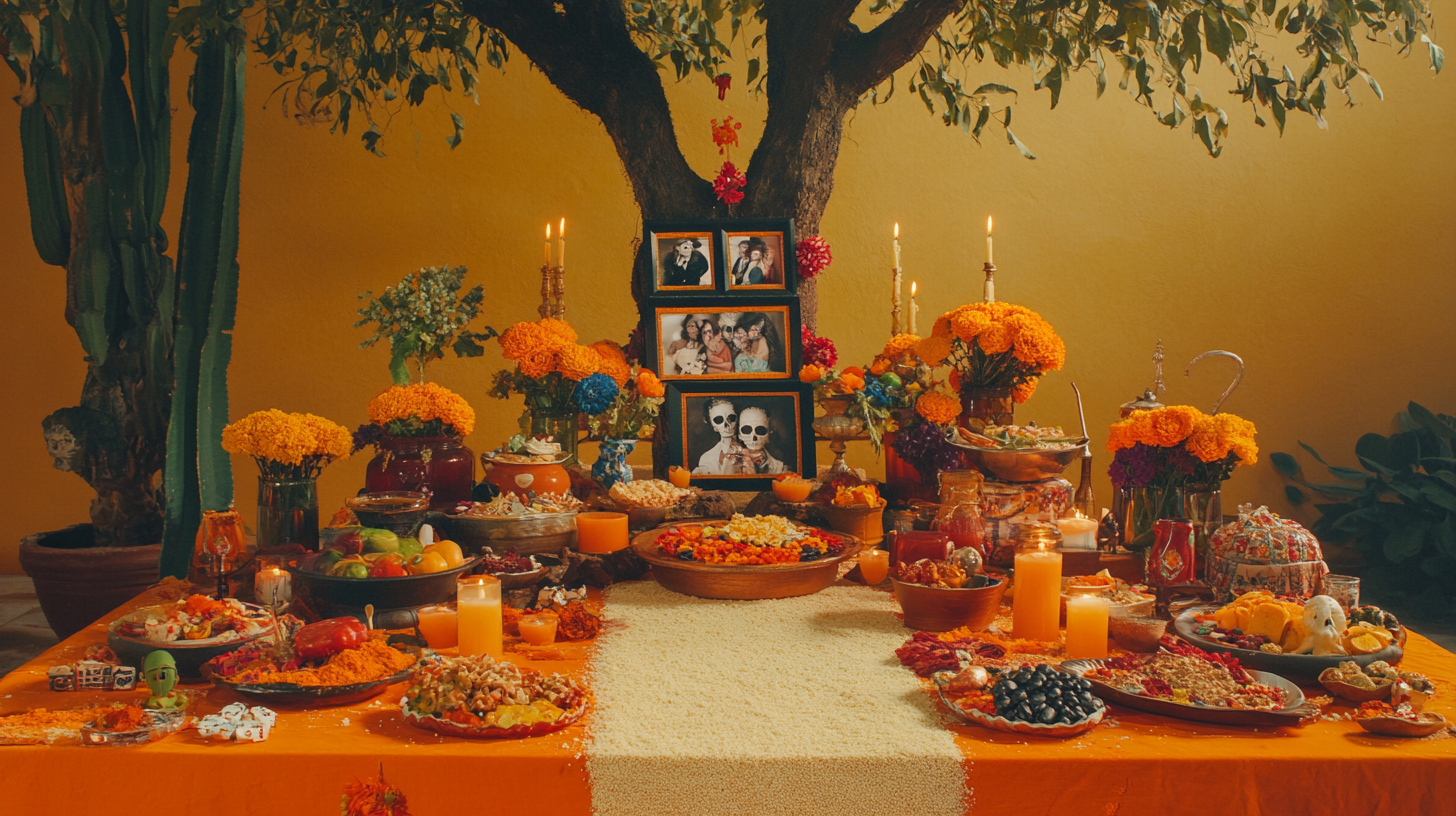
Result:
[682, 393, 802, 477]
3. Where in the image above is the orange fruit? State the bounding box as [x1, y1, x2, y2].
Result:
[424, 540, 465, 569]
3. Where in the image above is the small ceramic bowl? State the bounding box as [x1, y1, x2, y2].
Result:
[1356, 712, 1448, 738]
[1108, 615, 1168, 653]
[1318, 668, 1393, 703]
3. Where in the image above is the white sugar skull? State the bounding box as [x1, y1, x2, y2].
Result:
[739, 407, 770, 452]
[707, 400, 737, 441]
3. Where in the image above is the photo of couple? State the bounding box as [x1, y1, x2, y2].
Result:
[654, 232, 714, 289]
[659, 309, 788, 379]
[685, 394, 800, 476]
[725, 233, 784, 288]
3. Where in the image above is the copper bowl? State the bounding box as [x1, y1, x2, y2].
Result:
[946, 433, 1087, 483]
[631, 522, 862, 601]
[891, 573, 1007, 632]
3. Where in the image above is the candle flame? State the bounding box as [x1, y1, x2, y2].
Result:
[1073, 508, 1087, 520]
[559, 217, 566, 237]
[894, 222, 900, 239]
[546, 223, 551, 239]
[910, 281, 917, 297]
[987, 216, 993, 234]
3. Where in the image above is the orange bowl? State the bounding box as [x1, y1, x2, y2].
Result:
[771, 478, 814, 503]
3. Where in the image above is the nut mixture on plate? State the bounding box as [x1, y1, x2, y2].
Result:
[608, 479, 692, 508]
[402, 654, 585, 729]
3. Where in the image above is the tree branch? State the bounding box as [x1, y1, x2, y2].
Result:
[834, 0, 963, 97]
[462, 0, 713, 216]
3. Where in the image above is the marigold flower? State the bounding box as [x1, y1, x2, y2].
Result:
[636, 369, 665, 398]
[916, 390, 962, 426]
[869, 358, 892, 376]
[916, 334, 954, 367]
[556, 344, 602, 380]
[539, 318, 577, 343]
[882, 334, 921, 358]
[518, 348, 557, 379]
[590, 340, 627, 363]
[367, 382, 476, 437]
[799, 364, 825, 383]
[948, 369, 962, 391]
[950, 310, 992, 343]
[838, 373, 865, 392]
[977, 322, 1013, 355]
[1013, 378, 1037, 404]
[595, 354, 633, 387]
[223, 410, 352, 469]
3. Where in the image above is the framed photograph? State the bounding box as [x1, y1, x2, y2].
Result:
[665, 381, 814, 491]
[722, 221, 794, 292]
[652, 303, 797, 380]
[647, 225, 718, 293]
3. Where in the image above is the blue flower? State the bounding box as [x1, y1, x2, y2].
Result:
[863, 381, 890, 409]
[572, 373, 619, 415]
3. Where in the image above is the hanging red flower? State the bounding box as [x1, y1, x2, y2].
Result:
[710, 117, 742, 156]
[795, 235, 832, 278]
[713, 161, 746, 206]
[801, 327, 839, 368]
[713, 74, 732, 101]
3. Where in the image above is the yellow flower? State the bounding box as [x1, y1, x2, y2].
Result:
[1148, 405, 1204, 447]
[222, 410, 351, 466]
[881, 334, 921, 358]
[950, 309, 992, 343]
[556, 344, 602, 380]
[367, 382, 475, 437]
[1013, 379, 1037, 404]
[799, 364, 825, 383]
[636, 369, 665, 398]
[1186, 412, 1259, 465]
[916, 390, 962, 426]
[915, 334, 954, 367]
[499, 319, 576, 361]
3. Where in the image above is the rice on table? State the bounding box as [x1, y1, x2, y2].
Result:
[587, 583, 966, 816]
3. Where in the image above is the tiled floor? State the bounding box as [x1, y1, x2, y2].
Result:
[1, 573, 1454, 680]
[0, 575, 60, 678]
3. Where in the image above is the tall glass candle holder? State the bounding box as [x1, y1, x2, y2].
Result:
[457, 575, 502, 659]
[1012, 534, 1063, 642]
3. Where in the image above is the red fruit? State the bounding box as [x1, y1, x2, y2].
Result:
[369, 557, 407, 578]
[332, 531, 364, 555]
[294, 617, 368, 661]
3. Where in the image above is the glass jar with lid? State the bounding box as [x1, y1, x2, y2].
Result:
[933, 485, 988, 560]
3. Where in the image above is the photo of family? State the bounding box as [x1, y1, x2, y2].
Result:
[723, 232, 786, 288]
[657, 308, 790, 379]
[681, 393, 803, 477]
[653, 232, 715, 290]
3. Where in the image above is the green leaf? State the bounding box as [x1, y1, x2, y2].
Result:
[1423, 35, 1444, 74]
[1355, 433, 1391, 468]
[746, 58, 760, 85]
[1202, 9, 1234, 61]
[1298, 441, 1330, 466]
[1285, 485, 1305, 505]
[1408, 402, 1456, 440]
[1271, 451, 1300, 476]
[1422, 484, 1456, 513]
[453, 336, 484, 357]
[447, 112, 465, 149]
[1329, 466, 1369, 482]
[1383, 524, 1426, 563]
[1269, 93, 1287, 134]
[972, 83, 1018, 97]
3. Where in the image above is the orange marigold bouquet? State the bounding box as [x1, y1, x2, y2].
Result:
[222, 410, 352, 479]
[1106, 405, 1258, 489]
[491, 320, 630, 419]
[354, 382, 476, 452]
[915, 302, 1064, 403]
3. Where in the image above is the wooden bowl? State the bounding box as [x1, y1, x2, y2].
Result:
[1107, 615, 1168, 653]
[891, 573, 1007, 632]
[1356, 712, 1448, 738]
[821, 502, 886, 546]
[1318, 668, 1393, 702]
[630, 522, 862, 601]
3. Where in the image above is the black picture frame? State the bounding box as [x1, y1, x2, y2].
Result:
[719, 218, 796, 294]
[644, 221, 723, 295]
[665, 380, 814, 491]
[650, 301, 799, 381]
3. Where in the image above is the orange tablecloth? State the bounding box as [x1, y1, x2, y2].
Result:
[3, 579, 1455, 816]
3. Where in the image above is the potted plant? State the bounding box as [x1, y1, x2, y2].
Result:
[10, 1, 245, 637]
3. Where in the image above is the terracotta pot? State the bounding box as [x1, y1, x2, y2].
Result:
[19, 524, 162, 640]
[821, 502, 886, 546]
[892, 573, 1008, 632]
[481, 456, 572, 498]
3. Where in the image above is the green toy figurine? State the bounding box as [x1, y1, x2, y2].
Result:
[142, 650, 185, 710]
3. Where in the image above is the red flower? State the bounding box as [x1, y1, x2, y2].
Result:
[710, 117, 742, 155]
[713, 74, 732, 101]
[795, 235, 832, 279]
[801, 327, 838, 368]
[713, 161, 746, 206]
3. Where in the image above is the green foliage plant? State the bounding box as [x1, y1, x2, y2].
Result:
[356, 266, 497, 386]
[1272, 403, 1456, 616]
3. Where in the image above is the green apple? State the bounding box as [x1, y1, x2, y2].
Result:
[396, 537, 424, 557]
[360, 528, 400, 554]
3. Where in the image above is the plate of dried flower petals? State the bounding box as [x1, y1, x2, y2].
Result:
[400, 654, 587, 739]
[633, 516, 862, 600]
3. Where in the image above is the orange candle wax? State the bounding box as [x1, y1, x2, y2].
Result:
[518, 614, 559, 646]
[667, 466, 692, 489]
[577, 512, 629, 553]
[1065, 594, 1110, 659]
[416, 604, 458, 649]
[457, 575, 502, 659]
[859, 549, 890, 585]
[771, 478, 813, 503]
[1012, 548, 1063, 642]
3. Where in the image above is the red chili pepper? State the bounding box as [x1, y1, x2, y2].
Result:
[294, 617, 368, 661]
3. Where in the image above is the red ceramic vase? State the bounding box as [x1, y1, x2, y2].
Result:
[364, 436, 475, 510]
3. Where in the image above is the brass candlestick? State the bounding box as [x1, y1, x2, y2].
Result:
[890, 267, 903, 336]
[982, 261, 996, 303]
[537, 264, 566, 319]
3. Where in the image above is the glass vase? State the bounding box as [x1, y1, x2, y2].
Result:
[1179, 484, 1223, 580]
[592, 438, 637, 490]
[1116, 485, 1182, 551]
[257, 477, 319, 552]
[365, 436, 475, 509]
[529, 408, 580, 466]
[959, 386, 1014, 427]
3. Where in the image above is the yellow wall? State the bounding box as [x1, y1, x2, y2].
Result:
[2, 20, 1453, 573]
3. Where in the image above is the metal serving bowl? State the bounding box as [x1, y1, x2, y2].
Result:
[945, 431, 1088, 483]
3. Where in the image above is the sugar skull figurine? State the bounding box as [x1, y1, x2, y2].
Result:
[142, 650, 185, 710]
[1295, 595, 1348, 657]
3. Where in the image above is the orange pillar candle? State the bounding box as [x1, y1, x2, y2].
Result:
[457, 575, 502, 659]
[859, 549, 890, 585]
[416, 604, 458, 649]
[667, 467, 692, 489]
[518, 613, 559, 646]
[1012, 548, 1063, 641]
[577, 512, 629, 553]
[1064, 594, 1111, 659]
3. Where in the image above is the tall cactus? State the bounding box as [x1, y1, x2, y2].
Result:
[5, 0, 241, 576]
